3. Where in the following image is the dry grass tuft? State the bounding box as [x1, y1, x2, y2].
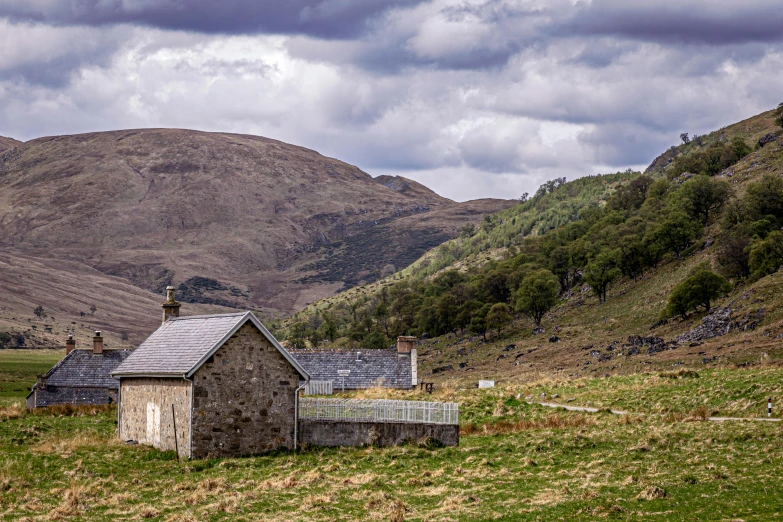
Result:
[686, 405, 709, 421]
[138, 505, 160, 519]
[0, 403, 24, 421]
[461, 413, 595, 436]
[637, 486, 667, 500]
[33, 431, 118, 456]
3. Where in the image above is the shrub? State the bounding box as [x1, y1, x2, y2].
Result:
[665, 269, 732, 319]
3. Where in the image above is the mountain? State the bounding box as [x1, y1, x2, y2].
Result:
[287, 108, 783, 381]
[0, 136, 21, 154]
[0, 128, 513, 345]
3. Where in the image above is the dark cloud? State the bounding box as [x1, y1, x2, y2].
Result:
[564, 0, 783, 45]
[0, 0, 426, 39]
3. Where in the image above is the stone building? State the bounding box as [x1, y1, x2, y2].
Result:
[290, 336, 417, 391]
[26, 332, 132, 409]
[112, 308, 310, 459]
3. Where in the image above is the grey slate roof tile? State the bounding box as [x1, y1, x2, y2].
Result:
[290, 349, 412, 389]
[113, 312, 247, 376]
[112, 311, 308, 379]
[35, 349, 133, 390]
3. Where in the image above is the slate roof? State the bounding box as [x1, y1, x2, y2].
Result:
[113, 311, 309, 379]
[290, 349, 413, 389]
[33, 349, 133, 390]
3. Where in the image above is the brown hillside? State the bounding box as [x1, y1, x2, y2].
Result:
[0, 129, 513, 342]
[0, 136, 20, 154]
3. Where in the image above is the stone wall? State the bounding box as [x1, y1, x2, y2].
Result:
[27, 386, 116, 409]
[191, 323, 301, 458]
[118, 378, 191, 459]
[299, 420, 459, 447]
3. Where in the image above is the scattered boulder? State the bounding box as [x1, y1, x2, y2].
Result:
[734, 308, 765, 332]
[676, 307, 732, 343]
[549, 335, 560, 343]
[758, 130, 783, 148]
[503, 344, 516, 351]
[459, 362, 468, 368]
[432, 365, 453, 374]
[532, 326, 545, 335]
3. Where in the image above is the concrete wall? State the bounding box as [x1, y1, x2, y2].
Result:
[118, 378, 191, 459]
[191, 323, 301, 458]
[299, 420, 459, 448]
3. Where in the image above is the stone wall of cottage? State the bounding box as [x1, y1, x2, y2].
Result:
[28, 387, 116, 409]
[191, 323, 301, 458]
[118, 378, 192, 459]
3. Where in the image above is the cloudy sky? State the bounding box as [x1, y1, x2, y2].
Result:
[1, 1, 781, 201]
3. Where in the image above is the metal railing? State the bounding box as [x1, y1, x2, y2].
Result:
[303, 380, 334, 395]
[298, 398, 459, 425]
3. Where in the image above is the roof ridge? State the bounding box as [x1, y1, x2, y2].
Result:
[169, 311, 249, 321]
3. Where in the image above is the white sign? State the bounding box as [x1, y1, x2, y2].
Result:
[337, 370, 351, 377]
[478, 380, 495, 389]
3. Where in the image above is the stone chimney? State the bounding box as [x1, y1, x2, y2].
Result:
[397, 336, 418, 387]
[65, 334, 76, 355]
[93, 331, 104, 355]
[162, 285, 181, 324]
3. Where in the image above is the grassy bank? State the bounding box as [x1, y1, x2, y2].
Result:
[2, 351, 783, 520]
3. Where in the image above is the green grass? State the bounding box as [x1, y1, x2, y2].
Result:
[2, 351, 783, 520]
[0, 349, 61, 406]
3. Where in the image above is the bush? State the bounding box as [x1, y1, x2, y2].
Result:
[665, 269, 732, 319]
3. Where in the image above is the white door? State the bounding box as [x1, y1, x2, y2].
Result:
[146, 402, 161, 447]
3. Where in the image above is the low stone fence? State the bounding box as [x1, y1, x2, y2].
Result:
[298, 398, 459, 447]
[298, 398, 459, 425]
[299, 420, 459, 447]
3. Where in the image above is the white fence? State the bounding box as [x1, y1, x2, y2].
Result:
[298, 398, 459, 425]
[303, 380, 334, 395]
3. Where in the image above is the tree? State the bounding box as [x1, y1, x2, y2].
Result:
[650, 211, 702, 258]
[515, 269, 559, 326]
[776, 102, 783, 129]
[436, 294, 458, 333]
[468, 304, 492, 341]
[308, 328, 321, 349]
[717, 226, 752, 279]
[89, 303, 97, 315]
[485, 303, 512, 338]
[364, 331, 388, 349]
[33, 305, 45, 319]
[681, 175, 732, 225]
[749, 231, 783, 278]
[322, 314, 338, 342]
[680, 132, 690, 144]
[583, 250, 621, 303]
[665, 269, 732, 318]
[288, 321, 309, 349]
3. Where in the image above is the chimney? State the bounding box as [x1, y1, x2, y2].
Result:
[36, 374, 47, 389]
[65, 334, 76, 355]
[161, 285, 181, 324]
[397, 336, 418, 387]
[93, 331, 104, 355]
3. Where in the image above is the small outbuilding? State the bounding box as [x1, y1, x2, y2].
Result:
[112, 305, 309, 459]
[26, 332, 132, 409]
[290, 336, 418, 391]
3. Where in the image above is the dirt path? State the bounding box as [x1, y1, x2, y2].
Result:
[531, 401, 781, 422]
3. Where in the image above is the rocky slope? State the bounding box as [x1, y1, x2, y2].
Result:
[0, 128, 512, 343]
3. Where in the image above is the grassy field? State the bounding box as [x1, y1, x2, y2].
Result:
[2, 351, 783, 520]
[0, 349, 61, 406]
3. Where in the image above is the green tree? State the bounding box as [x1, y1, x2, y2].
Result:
[681, 175, 732, 225]
[33, 305, 45, 319]
[469, 304, 492, 341]
[665, 269, 732, 318]
[288, 321, 309, 349]
[650, 211, 702, 258]
[515, 269, 559, 326]
[485, 303, 512, 338]
[583, 251, 621, 303]
[364, 331, 388, 349]
[322, 314, 338, 342]
[436, 294, 458, 333]
[749, 231, 783, 278]
[776, 102, 783, 129]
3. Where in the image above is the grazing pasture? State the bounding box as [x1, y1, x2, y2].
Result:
[2, 350, 782, 521]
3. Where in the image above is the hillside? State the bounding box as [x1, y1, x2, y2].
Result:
[0, 129, 513, 345]
[285, 107, 783, 382]
[0, 136, 20, 154]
